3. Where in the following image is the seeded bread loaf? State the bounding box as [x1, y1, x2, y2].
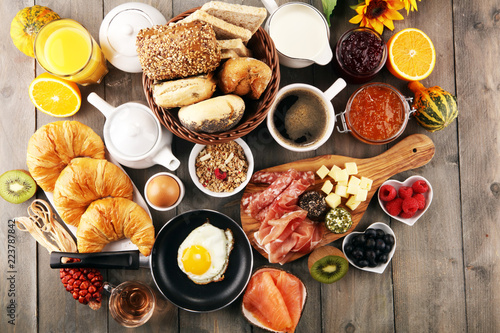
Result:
[136, 21, 221, 81]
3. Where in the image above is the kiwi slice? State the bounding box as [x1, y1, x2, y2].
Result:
[307, 246, 348, 284]
[0, 170, 37, 204]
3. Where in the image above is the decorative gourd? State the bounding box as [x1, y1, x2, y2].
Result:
[408, 81, 458, 132]
[10, 6, 60, 57]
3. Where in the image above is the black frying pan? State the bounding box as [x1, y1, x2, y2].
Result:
[51, 209, 254, 312]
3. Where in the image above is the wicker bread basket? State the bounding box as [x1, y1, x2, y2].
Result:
[142, 7, 280, 145]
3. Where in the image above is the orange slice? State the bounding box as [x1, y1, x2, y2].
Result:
[29, 72, 81, 117]
[386, 28, 436, 81]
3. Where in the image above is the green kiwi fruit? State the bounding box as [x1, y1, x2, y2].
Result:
[307, 246, 348, 284]
[0, 170, 37, 204]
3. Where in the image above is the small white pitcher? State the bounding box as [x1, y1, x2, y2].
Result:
[262, 0, 333, 68]
[88, 93, 180, 170]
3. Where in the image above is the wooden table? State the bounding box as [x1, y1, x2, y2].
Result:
[1, 0, 498, 332]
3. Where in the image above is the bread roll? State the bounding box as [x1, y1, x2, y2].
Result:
[178, 94, 245, 133]
[77, 197, 155, 257]
[53, 158, 134, 227]
[136, 21, 221, 80]
[218, 57, 272, 99]
[26, 121, 105, 192]
[152, 74, 217, 108]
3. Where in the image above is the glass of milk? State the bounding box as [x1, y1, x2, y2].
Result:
[263, 1, 332, 68]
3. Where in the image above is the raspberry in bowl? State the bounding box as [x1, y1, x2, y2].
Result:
[378, 175, 433, 226]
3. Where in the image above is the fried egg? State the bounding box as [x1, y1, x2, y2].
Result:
[177, 221, 234, 284]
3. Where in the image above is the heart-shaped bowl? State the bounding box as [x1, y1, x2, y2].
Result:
[378, 175, 433, 226]
[342, 222, 396, 274]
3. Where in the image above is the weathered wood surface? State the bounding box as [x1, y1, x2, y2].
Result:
[0, 0, 497, 332]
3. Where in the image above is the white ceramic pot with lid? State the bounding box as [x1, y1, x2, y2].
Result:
[88, 93, 180, 170]
[99, 2, 167, 73]
[261, 0, 333, 68]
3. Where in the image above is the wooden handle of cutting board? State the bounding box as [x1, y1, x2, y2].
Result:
[240, 134, 435, 263]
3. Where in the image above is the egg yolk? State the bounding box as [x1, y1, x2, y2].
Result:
[182, 245, 211, 275]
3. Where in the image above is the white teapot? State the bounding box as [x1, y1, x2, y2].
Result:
[88, 93, 180, 170]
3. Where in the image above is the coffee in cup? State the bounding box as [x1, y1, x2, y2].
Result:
[267, 79, 346, 152]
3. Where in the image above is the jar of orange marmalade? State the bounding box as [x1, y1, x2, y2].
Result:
[337, 83, 411, 144]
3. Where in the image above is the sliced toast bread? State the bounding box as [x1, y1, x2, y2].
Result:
[180, 10, 253, 42]
[218, 39, 252, 58]
[201, 1, 267, 35]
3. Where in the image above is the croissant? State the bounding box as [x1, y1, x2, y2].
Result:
[26, 121, 105, 192]
[77, 197, 155, 256]
[53, 157, 134, 227]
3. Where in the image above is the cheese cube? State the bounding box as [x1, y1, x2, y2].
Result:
[321, 180, 334, 194]
[347, 176, 361, 195]
[334, 184, 348, 198]
[359, 176, 373, 191]
[355, 188, 368, 202]
[345, 162, 358, 175]
[336, 169, 348, 182]
[337, 180, 348, 187]
[328, 165, 342, 180]
[316, 165, 330, 179]
[346, 195, 362, 211]
[325, 193, 342, 209]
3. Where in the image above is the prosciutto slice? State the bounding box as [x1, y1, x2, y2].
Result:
[245, 168, 324, 264]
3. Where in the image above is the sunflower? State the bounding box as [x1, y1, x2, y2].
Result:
[400, 0, 420, 14]
[349, 0, 405, 35]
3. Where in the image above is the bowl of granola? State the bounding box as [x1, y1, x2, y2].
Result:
[188, 138, 254, 197]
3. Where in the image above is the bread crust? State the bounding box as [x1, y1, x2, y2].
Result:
[178, 94, 245, 133]
[152, 74, 217, 108]
[201, 1, 267, 35]
[180, 10, 252, 42]
[137, 21, 221, 80]
[53, 158, 134, 227]
[26, 121, 105, 192]
[77, 197, 155, 257]
[218, 57, 272, 99]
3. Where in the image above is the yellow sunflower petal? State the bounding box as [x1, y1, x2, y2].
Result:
[384, 8, 405, 20]
[380, 16, 395, 30]
[349, 14, 364, 24]
[370, 19, 384, 34]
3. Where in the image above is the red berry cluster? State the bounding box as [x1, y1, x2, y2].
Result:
[59, 259, 104, 310]
[379, 180, 429, 218]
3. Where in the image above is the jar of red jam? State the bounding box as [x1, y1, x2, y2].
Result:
[333, 28, 387, 84]
[337, 83, 411, 145]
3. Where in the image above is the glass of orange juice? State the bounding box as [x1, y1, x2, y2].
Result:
[34, 19, 108, 85]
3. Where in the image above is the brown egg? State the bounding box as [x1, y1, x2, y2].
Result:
[146, 175, 180, 208]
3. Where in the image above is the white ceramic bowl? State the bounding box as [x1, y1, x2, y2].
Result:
[342, 222, 396, 274]
[144, 172, 185, 211]
[188, 138, 254, 198]
[378, 175, 433, 226]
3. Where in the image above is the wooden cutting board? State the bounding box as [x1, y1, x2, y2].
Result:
[240, 134, 435, 263]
